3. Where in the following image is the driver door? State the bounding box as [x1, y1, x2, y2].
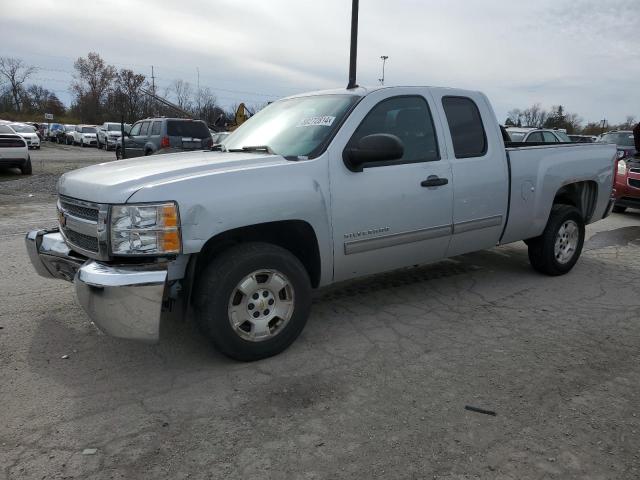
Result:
[328, 89, 453, 282]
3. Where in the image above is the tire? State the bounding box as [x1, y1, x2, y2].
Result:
[612, 205, 627, 214]
[527, 205, 585, 276]
[193, 242, 312, 361]
[21, 157, 32, 175]
[144, 149, 151, 156]
[115, 146, 122, 159]
[81, 141, 86, 148]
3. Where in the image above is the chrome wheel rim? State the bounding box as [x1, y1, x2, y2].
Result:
[554, 220, 579, 264]
[228, 269, 295, 342]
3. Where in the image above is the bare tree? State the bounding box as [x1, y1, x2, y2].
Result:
[621, 115, 637, 130]
[0, 57, 37, 112]
[112, 68, 147, 122]
[521, 103, 548, 128]
[506, 108, 522, 127]
[71, 52, 116, 122]
[171, 79, 193, 111]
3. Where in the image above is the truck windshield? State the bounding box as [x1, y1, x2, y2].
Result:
[224, 94, 359, 158]
[601, 132, 634, 147]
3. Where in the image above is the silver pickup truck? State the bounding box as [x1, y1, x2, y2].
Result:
[26, 86, 617, 361]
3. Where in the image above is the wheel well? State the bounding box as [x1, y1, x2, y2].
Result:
[193, 220, 321, 288]
[553, 181, 598, 221]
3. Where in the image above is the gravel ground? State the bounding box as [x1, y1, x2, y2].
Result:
[1, 145, 640, 479]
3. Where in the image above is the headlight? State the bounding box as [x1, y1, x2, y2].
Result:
[110, 202, 181, 256]
[617, 160, 627, 175]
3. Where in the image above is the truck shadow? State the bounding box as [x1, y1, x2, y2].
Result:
[24, 242, 612, 396]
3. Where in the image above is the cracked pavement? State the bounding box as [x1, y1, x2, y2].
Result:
[1, 145, 640, 479]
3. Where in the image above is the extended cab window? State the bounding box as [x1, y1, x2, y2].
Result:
[442, 96, 487, 158]
[348, 96, 439, 164]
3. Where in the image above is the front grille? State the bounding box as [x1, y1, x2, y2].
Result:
[64, 229, 99, 253]
[628, 178, 640, 189]
[629, 168, 640, 174]
[59, 200, 99, 221]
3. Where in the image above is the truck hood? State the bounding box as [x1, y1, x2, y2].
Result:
[58, 150, 290, 203]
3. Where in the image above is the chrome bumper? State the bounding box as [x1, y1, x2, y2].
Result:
[26, 229, 167, 342]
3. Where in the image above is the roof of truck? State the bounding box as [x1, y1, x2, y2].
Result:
[284, 85, 481, 100]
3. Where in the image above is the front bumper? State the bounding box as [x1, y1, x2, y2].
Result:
[26, 229, 167, 342]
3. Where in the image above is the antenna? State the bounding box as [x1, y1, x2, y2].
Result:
[347, 0, 359, 89]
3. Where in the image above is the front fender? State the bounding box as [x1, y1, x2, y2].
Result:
[126, 158, 334, 285]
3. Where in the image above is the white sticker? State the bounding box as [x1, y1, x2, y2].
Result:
[297, 115, 336, 127]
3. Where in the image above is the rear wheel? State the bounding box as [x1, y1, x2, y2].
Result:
[20, 157, 32, 175]
[527, 205, 585, 276]
[193, 242, 312, 361]
[612, 205, 627, 214]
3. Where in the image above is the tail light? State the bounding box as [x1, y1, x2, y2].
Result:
[160, 136, 170, 149]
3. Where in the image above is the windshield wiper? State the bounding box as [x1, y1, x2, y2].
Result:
[228, 145, 276, 154]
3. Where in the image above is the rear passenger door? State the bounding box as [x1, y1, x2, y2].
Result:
[430, 90, 509, 257]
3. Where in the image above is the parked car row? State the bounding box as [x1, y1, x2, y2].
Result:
[0, 120, 41, 149]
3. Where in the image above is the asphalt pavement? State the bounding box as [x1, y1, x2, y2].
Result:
[1, 143, 639, 479]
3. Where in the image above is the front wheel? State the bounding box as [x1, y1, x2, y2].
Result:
[527, 205, 585, 276]
[193, 242, 312, 361]
[115, 146, 122, 159]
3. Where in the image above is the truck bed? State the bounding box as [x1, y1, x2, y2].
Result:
[500, 143, 616, 245]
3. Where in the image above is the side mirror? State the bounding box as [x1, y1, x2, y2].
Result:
[343, 133, 404, 172]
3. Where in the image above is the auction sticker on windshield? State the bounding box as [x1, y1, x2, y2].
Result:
[297, 116, 336, 127]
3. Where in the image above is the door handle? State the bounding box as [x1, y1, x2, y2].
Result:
[421, 175, 449, 187]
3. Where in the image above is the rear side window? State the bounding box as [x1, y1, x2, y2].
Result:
[0, 136, 26, 148]
[151, 121, 161, 135]
[167, 120, 210, 138]
[139, 122, 150, 136]
[442, 96, 487, 158]
[542, 132, 558, 143]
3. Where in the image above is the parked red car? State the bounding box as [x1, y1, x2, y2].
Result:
[606, 131, 639, 213]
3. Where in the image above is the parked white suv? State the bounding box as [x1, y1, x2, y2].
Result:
[72, 125, 98, 147]
[9, 123, 41, 149]
[97, 122, 129, 150]
[0, 124, 31, 174]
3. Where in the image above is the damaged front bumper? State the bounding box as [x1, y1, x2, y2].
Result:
[26, 229, 167, 342]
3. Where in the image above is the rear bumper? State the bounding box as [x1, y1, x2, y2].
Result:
[0, 158, 28, 168]
[26, 229, 167, 342]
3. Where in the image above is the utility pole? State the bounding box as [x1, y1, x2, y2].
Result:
[197, 67, 201, 117]
[379, 55, 388, 85]
[151, 65, 156, 95]
[347, 0, 359, 89]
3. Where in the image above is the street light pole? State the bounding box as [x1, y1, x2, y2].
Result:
[379, 55, 388, 85]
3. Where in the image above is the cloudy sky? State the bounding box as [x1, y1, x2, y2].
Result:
[1, 0, 638, 124]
